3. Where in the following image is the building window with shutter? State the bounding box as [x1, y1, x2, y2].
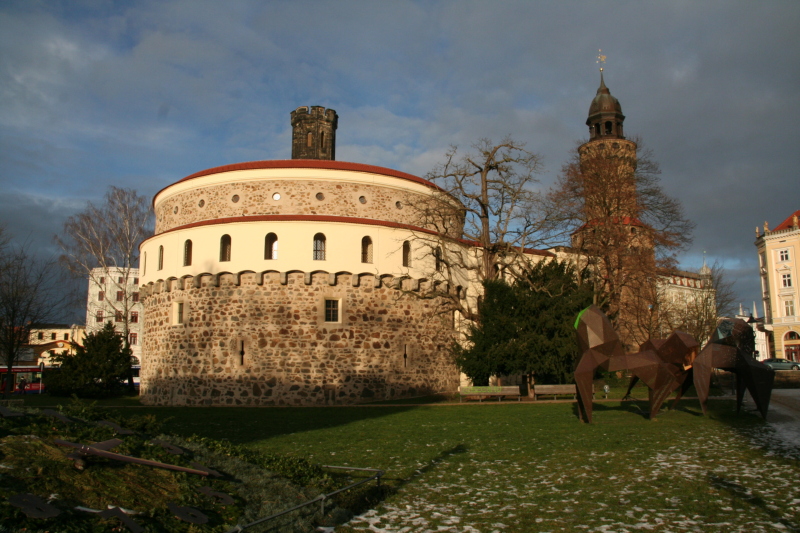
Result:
[96, 310, 104, 323]
[129, 333, 137, 345]
[184, 239, 192, 266]
[324, 299, 339, 322]
[130, 311, 139, 323]
[220, 235, 232, 262]
[361, 236, 373, 263]
[98, 291, 104, 301]
[115, 311, 123, 322]
[265, 233, 278, 260]
[117, 291, 124, 301]
[132, 292, 139, 303]
[313, 233, 326, 261]
[403, 241, 412, 267]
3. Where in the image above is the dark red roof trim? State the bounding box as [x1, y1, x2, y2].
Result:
[142, 214, 554, 257]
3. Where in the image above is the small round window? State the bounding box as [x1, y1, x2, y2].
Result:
[359, 196, 367, 204]
[316, 192, 325, 201]
[232, 194, 240, 203]
[272, 193, 281, 201]
[173, 206, 179, 214]
[198, 199, 205, 207]
[395, 201, 403, 209]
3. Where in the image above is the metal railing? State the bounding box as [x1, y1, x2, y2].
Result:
[225, 464, 383, 532]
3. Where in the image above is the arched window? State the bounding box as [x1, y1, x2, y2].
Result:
[220, 234, 232, 262]
[183, 239, 192, 266]
[158, 246, 164, 270]
[435, 246, 443, 272]
[361, 236, 373, 263]
[320, 132, 325, 148]
[787, 331, 800, 341]
[402, 241, 412, 267]
[307, 132, 313, 147]
[265, 233, 278, 260]
[605, 121, 613, 135]
[313, 233, 326, 261]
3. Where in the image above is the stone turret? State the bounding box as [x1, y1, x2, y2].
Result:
[291, 106, 338, 160]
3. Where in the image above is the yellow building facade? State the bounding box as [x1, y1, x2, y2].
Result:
[756, 210, 800, 361]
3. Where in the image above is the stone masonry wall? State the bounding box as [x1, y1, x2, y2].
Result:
[139, 271, 460, 406]
[156, 179, 462, 238]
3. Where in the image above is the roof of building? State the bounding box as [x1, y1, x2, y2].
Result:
[773, 209, 800, 231]
[175, 160, 443, 191]
[588, 72, 623, 118]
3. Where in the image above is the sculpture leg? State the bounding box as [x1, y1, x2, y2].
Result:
[735, 372, 747, 414]
[574, 352, 604, 423]
[670, 369, 693, 410]
[623, 375, 639, 400]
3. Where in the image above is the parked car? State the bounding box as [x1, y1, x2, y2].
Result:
[763, 358, 800, 370]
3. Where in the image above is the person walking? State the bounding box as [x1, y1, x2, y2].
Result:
[16, 377, 27, 395]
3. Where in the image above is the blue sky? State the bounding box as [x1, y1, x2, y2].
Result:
[2, 0, 799, 320]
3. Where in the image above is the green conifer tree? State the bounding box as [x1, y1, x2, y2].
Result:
[48, 322, 132, 398]
[454, 260, 593, 387]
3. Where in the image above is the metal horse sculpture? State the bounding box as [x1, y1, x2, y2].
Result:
[574, 305, 774, 422]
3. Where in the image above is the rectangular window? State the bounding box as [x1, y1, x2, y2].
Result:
[133, 277, 139, 285]
[324, 299, 339, 322]
[118, 276, 124, 283]
[63, 333, 69, 340]
[96, 310, 104, 323]
[37, 332, 44, 340]
[779, 249, 790, 262]
[115, 311, 123, 322]
[98, 291, 104, 301]
[129, 333, 138, 346]
[132, 292, 140, 303]
[117, 291, 124, 301]
[51, 333, 56, 340]
[787, 300, 796, 317]
[100, 277, 105, 284]
[130, 311, 139, 323]
[177, 302, 184, 325]
[783, 274, 793, 288]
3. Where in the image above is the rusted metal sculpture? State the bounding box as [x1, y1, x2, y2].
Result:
[616, 331, 700, 420]
[575, 306, 775, 422]
[690, 318, 774, 418]
[574, 305, 624, 423]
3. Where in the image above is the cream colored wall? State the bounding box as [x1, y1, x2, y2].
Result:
[141, 221, 451, 284]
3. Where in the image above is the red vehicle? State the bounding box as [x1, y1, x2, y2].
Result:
[0, 365, 47, 394]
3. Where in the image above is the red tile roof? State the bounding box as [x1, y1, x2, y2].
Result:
[773, 209, 800, 231]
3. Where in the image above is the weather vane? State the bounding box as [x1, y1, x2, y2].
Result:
[597, 49, 606, 72]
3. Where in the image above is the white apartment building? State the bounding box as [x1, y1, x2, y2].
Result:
[85, 267, 143, 362]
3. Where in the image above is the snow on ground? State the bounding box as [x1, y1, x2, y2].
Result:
[339, 398, 800, 533]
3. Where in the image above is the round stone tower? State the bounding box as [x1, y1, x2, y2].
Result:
[137, 109, 464, 406]
[291, 106, 338, 160]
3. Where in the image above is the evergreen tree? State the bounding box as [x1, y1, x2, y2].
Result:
[454, 260, 593, 387]
[48, 322, 132, 398]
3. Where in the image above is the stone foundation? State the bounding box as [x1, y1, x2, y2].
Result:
[140, 271, 459, 406]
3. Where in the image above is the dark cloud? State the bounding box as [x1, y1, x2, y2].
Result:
[1, 0, 798, 319]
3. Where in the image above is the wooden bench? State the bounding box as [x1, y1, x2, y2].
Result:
[459, 386, 522, 402]
[533, 384, 591, 400]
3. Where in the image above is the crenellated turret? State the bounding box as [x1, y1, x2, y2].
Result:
[290, 106, 338, 160]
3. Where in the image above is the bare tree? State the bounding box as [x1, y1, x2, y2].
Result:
[0, 240, 66, 398]
[55, 187, 152, 388]
[546, 139, 695, 346]
[412, 138, 558, 320]
[653, 261, 736, 345]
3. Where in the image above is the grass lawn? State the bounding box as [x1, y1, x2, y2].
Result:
[109, 398, 800, 532]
